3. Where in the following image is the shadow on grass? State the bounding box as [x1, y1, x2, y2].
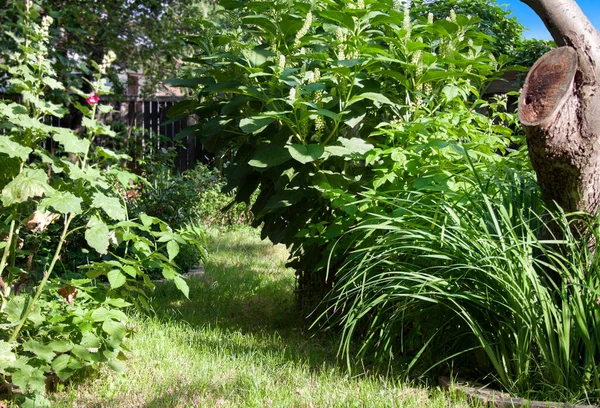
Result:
[65, 229, 414, 408]
[146, 230, 344, 370]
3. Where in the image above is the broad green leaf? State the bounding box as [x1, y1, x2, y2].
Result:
[122, 265, 137, 278]
[139, 213, 154, 227]
[51, 354, 74, 381]
[339, 137, 374, 155]
[162, 266, 177, 280]
[347, 92, 395, 107]
[325, 145, 351, 157]
[248, 144, 291, 168]
[40, 191, 83, 214]
[102, 319, 127, 341]
[107, 269, 127, 289]
[42, 77, 64, 90]
[27, 305, 44, 327]
[91, 307, 110, 322]
[312, 109, 341, 122]
[174, 124, 199, 141]
[105, 298, 132, 308]
[0, 341, 15, 370]
[49, 341, 72, 353]
[343, 111, 366, 128]
[98, 104, 115, 114]
[111, 169, 138, 187]
[442, 84, 461, 101]
[173, 275, 190, 299]
[85, 215, 109, 255]
[97, 147, 130, 161]
[5, 295, 27, 323]
[287, 144, 324, 164]
[0, 135, 32, 160]
[240, 116, 276, 134]
[53, 128, 90, 154]
[2, 168, 52, 206]
[167, 240, 179, 261]
[109, 309, 128, 322]
[319, 10, 355, 30]
[242, 15, 278, 36]
[92, 192, 127, 221]
[12, 365, 46, 394]
[167, 99, 198, 118]
[242, 45, 275, 67]
[23, 339, 55, 363]
[71, 344, 95, 361]
[265, 190, 302, 209]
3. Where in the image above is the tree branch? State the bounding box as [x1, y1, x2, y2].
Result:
[520, 0, 600, 81]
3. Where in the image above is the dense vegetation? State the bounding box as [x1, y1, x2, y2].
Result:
[171, 0, 598, 403]
[171, 0, 527, 313]
[4, 0, 600, 405]
[0, 4, 206, 406]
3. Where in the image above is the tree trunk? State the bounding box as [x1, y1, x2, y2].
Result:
[518, 0, 600, 218]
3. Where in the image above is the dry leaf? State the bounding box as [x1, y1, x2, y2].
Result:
[57, 285, 78, 307]
[25, 210, 60, 233]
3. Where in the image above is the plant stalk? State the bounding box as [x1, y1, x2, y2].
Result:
[0, 217, 17, 293]
[8, 213, 75, 344]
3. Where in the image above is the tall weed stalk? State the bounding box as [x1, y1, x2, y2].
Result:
[319, 170, 600, 402]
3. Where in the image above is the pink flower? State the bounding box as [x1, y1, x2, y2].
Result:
[86, 92, 100, 105]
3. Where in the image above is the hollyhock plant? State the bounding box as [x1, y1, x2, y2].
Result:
[86, 91, 100, 105]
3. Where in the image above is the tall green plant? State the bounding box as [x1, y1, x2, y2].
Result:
[0, 5, 201, 405]
[172, 0, 527, 311]
[318, 168, 600, 402]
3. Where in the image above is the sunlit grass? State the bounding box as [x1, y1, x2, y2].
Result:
[51, 226, 476, 407]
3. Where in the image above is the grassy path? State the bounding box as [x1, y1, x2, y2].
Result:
[53, 226, 472, 407]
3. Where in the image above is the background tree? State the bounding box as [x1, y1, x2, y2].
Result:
[412, 0, 554, 66]
[0, 0, 212, 97]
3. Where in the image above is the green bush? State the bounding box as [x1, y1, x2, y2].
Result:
[132, 162, 252, 229]
[171, 0, 528, 313]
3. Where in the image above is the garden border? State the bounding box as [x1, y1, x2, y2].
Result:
[439, 376, 597, 408]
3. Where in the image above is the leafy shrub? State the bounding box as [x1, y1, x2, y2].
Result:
[0, 4, 202, 405]
[171, 0, 528, 313]
[132, 161, 253, 227]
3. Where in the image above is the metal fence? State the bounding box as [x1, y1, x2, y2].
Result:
[1, 93, 210, 173]
[102, 97, 211, 172]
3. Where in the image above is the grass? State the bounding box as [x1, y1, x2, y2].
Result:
[51, 225, 476, 407]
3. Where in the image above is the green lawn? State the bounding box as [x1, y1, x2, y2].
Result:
[52, 226, 474, 407]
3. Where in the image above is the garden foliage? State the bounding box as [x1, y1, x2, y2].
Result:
[0, 4, 203, 405]
[172, 0, 526, 310]
[320, 170, 600, 401]
[171, 0, 600, 401]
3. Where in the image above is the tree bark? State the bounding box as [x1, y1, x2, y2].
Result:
[518, 0, 600, 217]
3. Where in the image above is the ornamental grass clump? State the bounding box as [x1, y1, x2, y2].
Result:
[318, 169, 600, 403]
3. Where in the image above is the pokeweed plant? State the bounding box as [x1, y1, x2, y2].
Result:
[171, 0, 527, 312]
[0, 4, 202, 406]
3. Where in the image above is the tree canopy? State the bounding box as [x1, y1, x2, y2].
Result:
[0, 0, 211, 95]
